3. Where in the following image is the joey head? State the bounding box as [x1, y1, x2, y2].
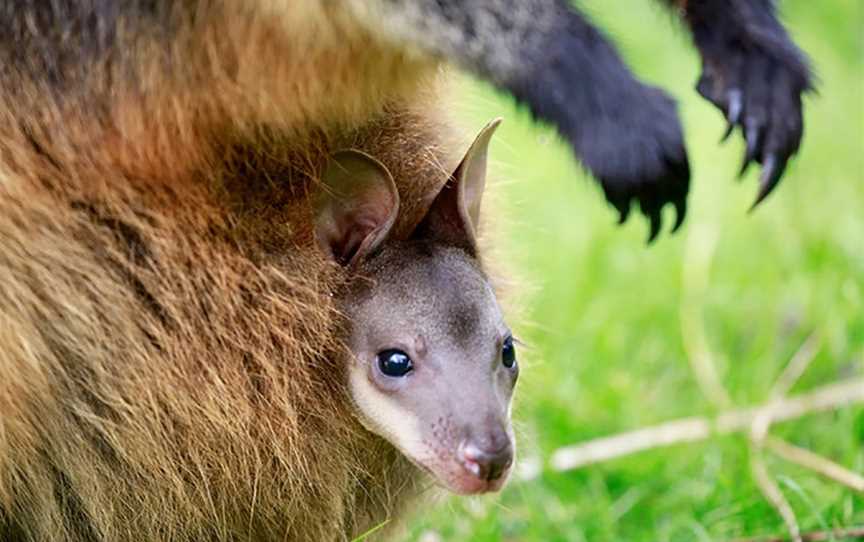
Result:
[316, 119, 518, 494]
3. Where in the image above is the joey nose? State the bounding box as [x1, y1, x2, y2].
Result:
[458, 440, 513, 482]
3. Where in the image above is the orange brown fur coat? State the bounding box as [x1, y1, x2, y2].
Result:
[0, 3, 464, 540]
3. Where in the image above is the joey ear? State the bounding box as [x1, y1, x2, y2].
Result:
[315, 150, 399, 267]
[412, 118, 501, 254]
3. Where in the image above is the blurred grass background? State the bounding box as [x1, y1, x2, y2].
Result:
[406, 1, 863, 540]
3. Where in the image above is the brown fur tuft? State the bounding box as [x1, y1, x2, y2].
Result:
[0, 3, 469, 540]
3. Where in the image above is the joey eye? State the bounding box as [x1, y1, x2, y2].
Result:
[376, 349, 413, 377]
[502, 336, 516, 368]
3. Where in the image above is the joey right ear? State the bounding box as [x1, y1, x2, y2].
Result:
[315, 151, 400, 267]
[411, 118, 501, 255]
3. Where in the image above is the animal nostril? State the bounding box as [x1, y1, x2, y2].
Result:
[459, 441, 513, 482]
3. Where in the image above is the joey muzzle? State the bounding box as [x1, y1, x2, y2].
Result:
[458, 429, 513, 483]
[442, 407, 515, 493]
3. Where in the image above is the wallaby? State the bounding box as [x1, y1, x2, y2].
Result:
[0, 1, 811, 240]
[0, 115, 508, 539]
[0, 0, 812, 539]
[319, 120, 516, 499]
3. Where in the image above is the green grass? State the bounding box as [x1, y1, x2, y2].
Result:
[406, 1, 863, 540]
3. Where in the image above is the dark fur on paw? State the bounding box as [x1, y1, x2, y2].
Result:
[506, 7, 691, 242]
[687, 0, 813, 207]
[580, 84, 690, 243]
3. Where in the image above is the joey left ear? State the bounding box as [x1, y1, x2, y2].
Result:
[412, 118, 501, 254]
[315, 151, 399, 267]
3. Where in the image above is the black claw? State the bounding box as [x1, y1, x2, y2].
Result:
[617, 206, 631, 224]
[671, 198, 687, 233]
[739, 119, 761, 178]
[646, 208, 662, 244]
[751, 154, 787, 210]
[738, 155, 754, 178]
[696, 73, 715, 103]
[610, 195, 631, 225]
[720, 89, 742, 143]
[696, 74, 710, 96]
[727, 89, 743, 124]
[721, 122, 735, 143]
[745, 120, 760, 157]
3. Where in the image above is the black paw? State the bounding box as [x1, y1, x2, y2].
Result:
[578, 85, 691, 243]
[695, 39, 811, 208]
[501, 6, 691, 242]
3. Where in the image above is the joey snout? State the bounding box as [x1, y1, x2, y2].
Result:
[457, 423, 514, 487]
[456, 424, 515, 493]
[414, 409, 516, 495]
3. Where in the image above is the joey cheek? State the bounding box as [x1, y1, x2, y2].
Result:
[497, 363, 518, 392]
[505, 361, 519, 383]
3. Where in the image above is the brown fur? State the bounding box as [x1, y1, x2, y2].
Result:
[0, 3, 470, 540]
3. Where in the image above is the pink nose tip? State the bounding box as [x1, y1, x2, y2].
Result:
[459, 441, 513, 482]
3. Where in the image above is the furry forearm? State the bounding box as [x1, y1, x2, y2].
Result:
[365, 0, 690, 239]
[663, 0, 811, 87]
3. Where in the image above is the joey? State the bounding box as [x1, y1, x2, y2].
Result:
[316, 120, 518, 494]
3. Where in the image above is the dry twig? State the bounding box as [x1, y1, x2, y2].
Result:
[749, 334, 823, 542]
[770, 333, 822, 399]
[765, 436, 864, 493]
[551, 377, 864, 471]
[750, 446, 801, 542]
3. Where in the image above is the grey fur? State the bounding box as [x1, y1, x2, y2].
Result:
[355, 0, 561, 85]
